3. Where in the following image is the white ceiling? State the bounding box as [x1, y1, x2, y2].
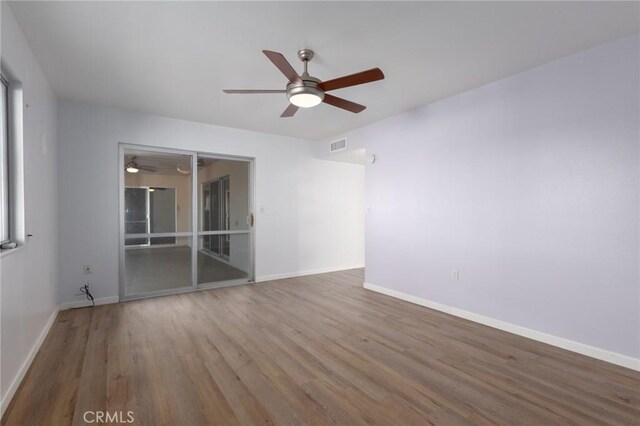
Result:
[9, 1, 639, 141]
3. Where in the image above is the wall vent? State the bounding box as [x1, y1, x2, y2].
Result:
[329, 138, 347, 153]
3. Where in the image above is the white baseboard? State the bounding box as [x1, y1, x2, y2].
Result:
[1, 306, 59, 417]
[257, 264, 364, 283]
[364, 282, 640, 372]
[58, 296, 120, 310]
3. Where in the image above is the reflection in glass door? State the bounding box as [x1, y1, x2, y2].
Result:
[120, 146, 254, 300]
[197, 156, 251, 286]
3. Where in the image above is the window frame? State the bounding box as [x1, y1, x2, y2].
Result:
[0, 74, 10, 245]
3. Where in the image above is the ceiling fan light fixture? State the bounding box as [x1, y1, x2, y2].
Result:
[287, 85, 324, 108]
[126, 163, 139, 173]
[289, 92, 322, 108]
[126, 156, 140, 173]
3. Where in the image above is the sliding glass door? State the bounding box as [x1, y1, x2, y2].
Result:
[197, 155, 251, 286]
[120, 145, 253, 299]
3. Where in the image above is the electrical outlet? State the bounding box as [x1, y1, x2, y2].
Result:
[83, 265, 93, 275]
[451, 269, 459, 281]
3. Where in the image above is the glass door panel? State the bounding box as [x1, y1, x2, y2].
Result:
[197, 155, 251, 286]
[125, 236, 193, 296]
[123, 148, 194, 297]
[197, 233, 249, 284]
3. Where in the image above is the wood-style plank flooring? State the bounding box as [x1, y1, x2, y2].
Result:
[3, 269, 639, 425]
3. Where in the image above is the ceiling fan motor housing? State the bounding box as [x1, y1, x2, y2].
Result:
[286, 77, 325, 104]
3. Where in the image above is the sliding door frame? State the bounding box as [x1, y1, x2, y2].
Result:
[118, 143, 255, 301]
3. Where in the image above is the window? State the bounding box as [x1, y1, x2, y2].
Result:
[0, 76, 9, 244]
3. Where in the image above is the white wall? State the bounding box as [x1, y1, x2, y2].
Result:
[318, 35, 640, 361]
[57, 101, 365, 304]
[0, 3, 59, 414]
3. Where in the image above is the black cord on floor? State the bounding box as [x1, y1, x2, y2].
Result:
[80, 284, 95, 307]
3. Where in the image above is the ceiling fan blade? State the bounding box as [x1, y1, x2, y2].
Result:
[137, 165, 157, 172]
[322, 94, 366, 113]
[319, 68, 384, 92]
[263, 50, 302, 84]
[223, 89, 286, 94]
[280, 103, 299, 118]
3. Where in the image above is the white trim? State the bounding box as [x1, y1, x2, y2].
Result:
[58, 296, 120, 311]
[1, 306, 59, 417]
[256, 265, 365, 283]
[363, 282, 640, 372]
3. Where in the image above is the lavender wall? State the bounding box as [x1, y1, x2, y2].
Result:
[326, 35, 640, 359]
[1, 3, 59, 411]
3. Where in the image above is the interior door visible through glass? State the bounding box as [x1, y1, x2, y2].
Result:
[202, 176, 230, 257]
[150, 188, 177, 244]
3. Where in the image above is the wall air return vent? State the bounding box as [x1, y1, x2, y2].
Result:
[329, 138, 347, 153]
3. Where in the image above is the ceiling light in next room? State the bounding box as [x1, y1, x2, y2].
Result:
[126, 164, 139, 173]
[124, 155, 153, 174]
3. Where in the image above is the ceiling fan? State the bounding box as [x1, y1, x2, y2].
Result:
[223, 49, 384, 118]
[176, 158, 206, 175]
[125, 156, 157, 174]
